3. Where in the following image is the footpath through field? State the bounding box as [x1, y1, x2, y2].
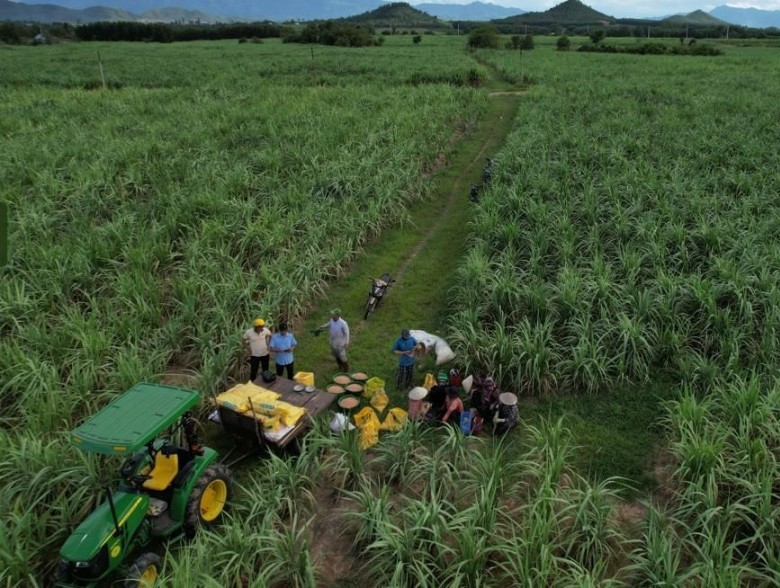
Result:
[293, 78, 522, 406]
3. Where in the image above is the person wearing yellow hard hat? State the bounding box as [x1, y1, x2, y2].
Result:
[243, 318, 271, 382]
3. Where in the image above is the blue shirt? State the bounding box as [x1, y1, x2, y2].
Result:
[392, 336, 417, 367]
[270, 332, 297, 366]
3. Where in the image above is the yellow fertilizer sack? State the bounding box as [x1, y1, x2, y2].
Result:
[216, 382, 274, 412]
[257, 413, 281, 431]
[275, 402, 306, 427]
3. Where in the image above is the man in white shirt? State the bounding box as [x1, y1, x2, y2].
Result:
[242, 318, 272, 382]
[318, 308, 350, 372]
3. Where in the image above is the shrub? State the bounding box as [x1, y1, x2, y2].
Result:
[467, 25, 499, 49]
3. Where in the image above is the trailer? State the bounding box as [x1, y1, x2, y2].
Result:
[212, 376, 338, 465]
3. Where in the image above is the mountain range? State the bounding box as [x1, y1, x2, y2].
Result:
[3, 0, 780, 28]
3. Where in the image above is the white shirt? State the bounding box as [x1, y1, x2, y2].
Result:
[244, 328, 271, 356]
[328, 317, 350, 348]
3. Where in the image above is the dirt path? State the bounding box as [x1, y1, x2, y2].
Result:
[393, 95, 519, 286]
[297, 82, 524, 586]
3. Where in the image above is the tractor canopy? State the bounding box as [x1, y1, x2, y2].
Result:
[71, 382, 200, 455]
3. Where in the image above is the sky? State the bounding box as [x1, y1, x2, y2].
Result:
[413, 1, 780, 18]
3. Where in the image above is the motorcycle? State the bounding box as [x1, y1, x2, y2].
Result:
[364, 273, 394, 320]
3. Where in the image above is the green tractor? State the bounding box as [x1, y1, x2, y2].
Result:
[56, 383, 232, 587]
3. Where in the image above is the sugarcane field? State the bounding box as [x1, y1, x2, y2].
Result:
[2, 14, 780, 588]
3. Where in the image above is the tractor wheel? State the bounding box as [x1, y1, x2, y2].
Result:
[125, 552, 162, 588]
[54, 560, 71, 585]
[184, 463, 232, 537]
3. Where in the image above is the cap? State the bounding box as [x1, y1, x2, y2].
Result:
[401, 329, 411, 337]
[330, 308, 342, 316]
[408, 387, 428, 400]
[499, 392, 517, 406]
[437, 372, 449, 382]
[253, 318, 265, 327]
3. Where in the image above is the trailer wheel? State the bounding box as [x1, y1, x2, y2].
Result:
[125, 552, 162, 588]
[184, 464, 232, 537]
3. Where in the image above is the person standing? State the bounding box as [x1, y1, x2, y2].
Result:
[242, 318, 272, 382]
[392, 328, 417, 391]
[318, 308, 350, 372]
[269, 322, 297, 379]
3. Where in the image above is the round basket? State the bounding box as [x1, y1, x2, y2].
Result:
[332, 373, 352, 386]
[344, 382, 364, 395]
[338, 395, 360, 410]
[326, 384, 346, 394]
[350, 372, 369, 382]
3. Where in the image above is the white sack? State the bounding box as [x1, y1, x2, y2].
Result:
[330, 413, 355, 435]
[409, 329, 456, 366]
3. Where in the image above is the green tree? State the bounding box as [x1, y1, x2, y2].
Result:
[413, 35, 422, 44]
[467, 25, 499, 49]
[589, 29, 606, 44]
[520, 34, 534, 50]
[556, 35, 571, 51]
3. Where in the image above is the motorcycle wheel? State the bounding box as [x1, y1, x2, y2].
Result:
[364, 298, 376, 320]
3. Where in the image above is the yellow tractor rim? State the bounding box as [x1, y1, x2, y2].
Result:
[199, 479, 227, 521]
[140, 564, 157, 587]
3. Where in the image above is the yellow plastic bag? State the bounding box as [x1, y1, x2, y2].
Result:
[423, 373, 436, 390]
[353, 406, 380, 429]
[370, 389, 389, 413]
[380, 407, 409, 432]
[363, 377, 385, 399]
[358, 421, 379, 450]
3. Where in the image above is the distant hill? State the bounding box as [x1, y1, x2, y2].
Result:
[0, 0, 133, 22]
[14, 0, 385, 21]
[663, 10, 726, 26]
[0, 0, 219, 23]
[415, 1, 522, 21]
[499, 0, 613, 25]
[345, 2, 446, 28]
[709, 5, 780, 28]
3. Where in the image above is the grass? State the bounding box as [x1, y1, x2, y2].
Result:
[3, 34, 779, 586]
[522, 382, 678, 494]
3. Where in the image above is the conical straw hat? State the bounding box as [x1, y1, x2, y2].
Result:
[499, 392, 517, 406]
[408, 387, 428, 400]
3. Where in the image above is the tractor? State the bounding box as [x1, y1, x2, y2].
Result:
[56, 382, 232, 587]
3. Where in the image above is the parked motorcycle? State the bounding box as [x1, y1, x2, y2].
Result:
[365, 273, 394, 320]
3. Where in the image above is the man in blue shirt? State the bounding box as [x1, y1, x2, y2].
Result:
[269, 322, 297, 379]
[392, 329, 417, 391]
